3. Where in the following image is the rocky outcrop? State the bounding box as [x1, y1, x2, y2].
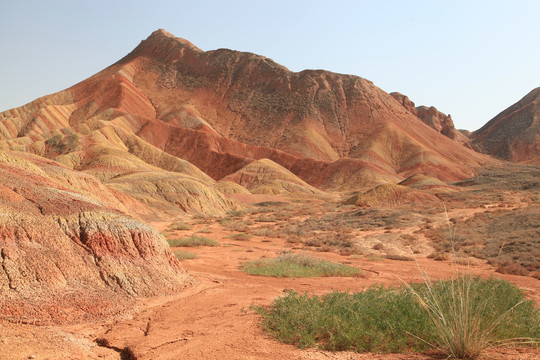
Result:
[390, 92, 473, 149]
[390, 92, 417, 115]
[415, 106, 473, 148]
[0, 151, 194, 324]
[122, 30, 488, 184]
[472, 87, 540, 163]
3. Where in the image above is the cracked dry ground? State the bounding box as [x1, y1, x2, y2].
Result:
[1, 200, 539, 360]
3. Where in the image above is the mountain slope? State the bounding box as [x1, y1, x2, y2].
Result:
[121, 30, 489, 182]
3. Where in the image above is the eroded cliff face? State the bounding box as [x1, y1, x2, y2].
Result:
[472, 87, 540, 164]
[0, 151, 194, 324]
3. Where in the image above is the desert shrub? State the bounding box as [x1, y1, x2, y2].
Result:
[226, 210, 247, 218]
[254, 201, 287, 207]
[242, 253, 361, 278]
[226, 232, 253, 241]
[173, 249, 197, 260]
[254, 287, 428, 352]
[167, 235, 219, 247]
[255, 215, 280, 223]
[255, 276, 540, 357]
[494, 261, 529, 276]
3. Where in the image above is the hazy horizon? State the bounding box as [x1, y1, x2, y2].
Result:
[1, 0, 539, 132]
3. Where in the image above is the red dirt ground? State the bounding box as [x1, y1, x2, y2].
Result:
[2, 206, 538, 360]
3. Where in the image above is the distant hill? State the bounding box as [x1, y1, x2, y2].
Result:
[472, 87, 540, 164]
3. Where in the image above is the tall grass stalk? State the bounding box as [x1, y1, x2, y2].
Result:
[406, 274, 536, 359]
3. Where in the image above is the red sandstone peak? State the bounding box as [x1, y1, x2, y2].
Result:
[0, 29, 493, 191]
[147, 28, 201, 49]
[472, 87, 540, 163]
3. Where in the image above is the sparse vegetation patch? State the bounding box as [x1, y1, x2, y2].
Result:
[425, 206, 540, 274]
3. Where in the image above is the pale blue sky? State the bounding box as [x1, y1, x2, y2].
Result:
[1, 0, 539, 131]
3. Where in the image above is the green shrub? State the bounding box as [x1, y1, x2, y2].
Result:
[254, 276, 540, 358]
[242, 253, 361, 277]
[167, 235, 219, 247]
[254, 287, 428, 352]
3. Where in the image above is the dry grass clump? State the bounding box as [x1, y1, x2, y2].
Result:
[173, 249, 198, 260]
[252, 228, 280, 238]
[494, 261, 529, 276]
[167, 235, 219, 247]
[384, 254, 413, 261]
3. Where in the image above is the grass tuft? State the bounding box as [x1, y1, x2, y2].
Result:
[407, 275, 539, 359]
[242, 253, 361, 277]
[167, 235, 219, 247]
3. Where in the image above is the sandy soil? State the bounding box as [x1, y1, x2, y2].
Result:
[1, 204, 539, 360]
